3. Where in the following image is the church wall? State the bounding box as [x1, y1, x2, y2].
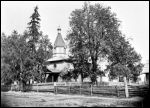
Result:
[53, 53, 66, 57]
[54, 47, 65, 54]
[53, 46, 66, 57]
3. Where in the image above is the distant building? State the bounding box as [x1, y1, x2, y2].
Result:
[139, 60, 149, 84]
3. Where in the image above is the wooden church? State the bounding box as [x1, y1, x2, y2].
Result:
[44, 27, 74, 82]
[44, 27, 136, 84]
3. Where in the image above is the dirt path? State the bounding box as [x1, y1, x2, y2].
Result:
[1, 91, 143, 107]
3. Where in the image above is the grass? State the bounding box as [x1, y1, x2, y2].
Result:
[1, 91, 144, 107]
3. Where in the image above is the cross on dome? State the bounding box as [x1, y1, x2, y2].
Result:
[57, 26, 61, 33]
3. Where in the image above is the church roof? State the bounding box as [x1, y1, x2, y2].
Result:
[46, 55, 69, 62]
[54, 27, 65, 48]
[44, 55, 71, 65]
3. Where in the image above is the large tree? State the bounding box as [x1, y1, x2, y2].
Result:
[67, 2, 143, 84]
[1, 6, 53, 87]
[1, 31, 53, 87]
[1, 33, 13, 85]
[66, 2, 121, 83]
[28, 6, 41, 50]
[106, 35, 144, 82]
[1, 31, 31, 88]
[27, 6, 53, 83]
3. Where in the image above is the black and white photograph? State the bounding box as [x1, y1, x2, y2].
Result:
[1, 1, 149, 107]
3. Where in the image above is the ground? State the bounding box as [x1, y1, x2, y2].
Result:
[1, 91, 144, 107]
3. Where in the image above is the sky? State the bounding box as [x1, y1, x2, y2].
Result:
[1, 1, 149, 63]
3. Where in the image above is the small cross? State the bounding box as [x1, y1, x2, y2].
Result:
[57, 26, 61, 33]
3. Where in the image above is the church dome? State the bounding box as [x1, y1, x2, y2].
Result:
[54, 27, 65, 48]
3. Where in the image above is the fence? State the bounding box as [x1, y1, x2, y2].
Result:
[128, 85, 149, 97]
[1, 82, 149, 98]
[1, 85, 11, 92]
[8, 82, 125, 97]
[31, 82, 54, 92]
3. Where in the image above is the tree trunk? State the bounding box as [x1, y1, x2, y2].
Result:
[100, 75, 103, 83]
[20, 58, 24, 91]
[75, 78, 77, 82]
[91, 56, 97, 84]
[81, 73, 84, 83]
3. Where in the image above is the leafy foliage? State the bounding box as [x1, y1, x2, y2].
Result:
[26, 6, 53, 83]
[106, 35, 144, 82]
[66, 2, 121, 83]
[1, 6, 53, 86]
[66, 2, 143, 83]
[28, 6, 41, 45]
[1, 31, 30, 85]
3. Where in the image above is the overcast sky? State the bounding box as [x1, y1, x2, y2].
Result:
[1, 1, 149, 63]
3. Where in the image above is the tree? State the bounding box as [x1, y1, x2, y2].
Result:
[1, 32, 52, 87]
[66, 2, 121, 84]
[35, 33, 53, 82]
[1, 6, 53, 88]
[1, 33, 13, 85]
[27, 6, 53, 83]
[1, 31, 31, 88]
[27, 6, 40, 80]
[28, 6, 41, 50]
[106, 35, 144, 82]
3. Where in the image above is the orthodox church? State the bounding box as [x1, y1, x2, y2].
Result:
[44, 27, 108, 83]
[44, 27, 148, 85]
[44, 27, 74, 82]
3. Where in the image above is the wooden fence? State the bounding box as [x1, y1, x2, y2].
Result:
[9, 82, 125, 97]
[128, 85, 149, 97]
[1, 82, 149, 98]
[31, 82, 54, 92]
[1, 85, 11, 92]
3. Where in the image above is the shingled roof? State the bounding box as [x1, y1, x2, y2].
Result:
[54, 27, 65, 48]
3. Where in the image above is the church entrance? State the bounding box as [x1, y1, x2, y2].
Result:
[46, 73, 60, 82]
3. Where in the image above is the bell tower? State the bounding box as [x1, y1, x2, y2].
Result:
[53, 26, 66, 57]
